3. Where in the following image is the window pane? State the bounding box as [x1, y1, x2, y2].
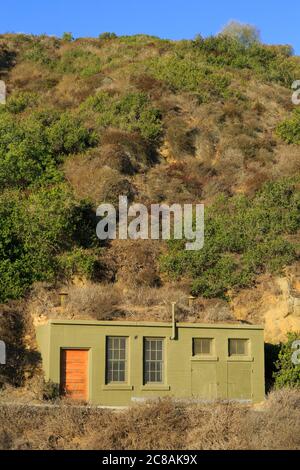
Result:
[119, 349, 125, 360]
[193, 338, 212, 355]
[106, 336, 127, 383]
[229, 339, 248, 356]
[144, 338, 164, 383]
[119, 370, 125, 381]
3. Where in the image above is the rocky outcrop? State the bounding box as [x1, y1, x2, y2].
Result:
[230, 267, 300, 343]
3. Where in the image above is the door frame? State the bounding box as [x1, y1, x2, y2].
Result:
[60, 347, 90, 401]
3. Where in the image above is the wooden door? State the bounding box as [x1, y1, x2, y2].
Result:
[60, 349, 88, 401]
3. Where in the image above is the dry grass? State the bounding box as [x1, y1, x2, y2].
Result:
[105, 239, 162, 288]
[27, 280, 237, 323]
[64, 154, 135, 205]
[65, 282, 123, 320]
[0, 389, 299, 450]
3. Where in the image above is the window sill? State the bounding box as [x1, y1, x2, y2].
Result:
[140, 385, 170, 391]
[102, 384, 134, 391]
[227, 356, 253, 362]
[191, 355, 219, 362]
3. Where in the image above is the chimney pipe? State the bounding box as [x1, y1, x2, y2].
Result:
[59, 292, 68, 307]
[170, 302, 176, 340]
[188, 295, 196, 308]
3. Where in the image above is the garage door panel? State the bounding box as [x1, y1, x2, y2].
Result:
[227, 362, 252, 400]
[191, 363, 218, 399]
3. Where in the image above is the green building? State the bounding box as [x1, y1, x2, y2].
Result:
[36, 319, 265, 405]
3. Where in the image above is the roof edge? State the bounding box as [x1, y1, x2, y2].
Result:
[43, 319, 264, 330]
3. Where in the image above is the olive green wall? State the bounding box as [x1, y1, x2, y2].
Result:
[36, 320, 265, 405]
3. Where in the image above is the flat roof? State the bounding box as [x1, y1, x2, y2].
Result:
[46, 319, 263, 330]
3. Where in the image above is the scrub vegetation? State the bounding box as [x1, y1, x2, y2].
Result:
[0, 389, 299, 449]
[0, 29, 300, 303]
[1, 25, 300, 407]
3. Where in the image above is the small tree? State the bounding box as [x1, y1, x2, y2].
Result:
[220, 21, 260, 47]
[273, 332, 300, 389]
[62, 32, 74, 42]
[98, 32, 117, 40]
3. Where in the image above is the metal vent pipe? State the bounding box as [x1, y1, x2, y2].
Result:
[170, 302, 176, 340]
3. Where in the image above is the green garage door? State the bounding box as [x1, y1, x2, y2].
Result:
[227, 362, 252, 400]
[191, 363, 218, 399]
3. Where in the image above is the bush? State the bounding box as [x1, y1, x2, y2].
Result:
[145, 55, 231, 100]
[42, 380, 60, 401]
[0, 185, 98, 301]
[99, 144, 135, 174]
[273, 332, 300, 389]
[62, 32, 74, 42]
[190, 34, 296, 86]
[0, 110, 96, 188]
[161, 178, 300, 299]
[265, 343, 281, 392]
[98, 32, 117, 40]
[277, 108, 300, 144]
[57, 48, 102, 77]
[219, 21, 261, 47]
[81, 91, 163, 144]
[63, 152, 136, 205]
[23, 41, 56, 67]
[57, 248, 102, 280]
[46, 112, 97, 154]
[6, 91, 38, 113]
[101, 129, 156, 168]
[0, 390, 300, 449]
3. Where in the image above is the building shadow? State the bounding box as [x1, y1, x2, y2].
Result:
[264, 342, 281, 393]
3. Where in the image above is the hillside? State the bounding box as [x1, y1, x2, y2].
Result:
[1, 31, 300, 344]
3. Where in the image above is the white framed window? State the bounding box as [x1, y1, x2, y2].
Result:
[106, 336, 127, 383]
[144, 338, 164, 383]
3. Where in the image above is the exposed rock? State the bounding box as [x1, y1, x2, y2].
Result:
[230, 269, 300, 343]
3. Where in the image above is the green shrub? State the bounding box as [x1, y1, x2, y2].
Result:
[46, 112, 97, 154]
[0, 185, 98, 301]
[145, 55, 231, 100]
[23, 41, 56, 67]
[57, 248, 102, 280]
[0, 110, 96, 188]
[184, 35, 296, 86]
[99, 32, 117, 40]
[277, 109, 300, 144]
[161, 178, 300, 299]
[265, 343, 281, 392]
[82, 91, 163, 143]
[62, 32, 74, 42]
[274, 332, 300, 389]
[6, 91, 39, 113]
[57, 48, 102, 77]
